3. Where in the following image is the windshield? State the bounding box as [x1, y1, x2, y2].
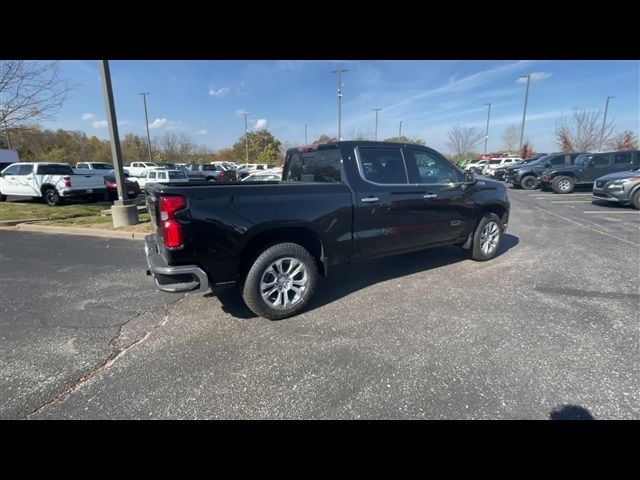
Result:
[488, 159, 502, 165]
[575, 154, 592, 167]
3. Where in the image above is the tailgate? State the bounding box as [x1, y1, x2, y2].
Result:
[70, 173, 108, 189]
[146, 191, 160, 233]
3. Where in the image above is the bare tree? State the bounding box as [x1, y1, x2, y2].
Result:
[502, 125, 519, 152]
[554, 108, 614, 152]
[346, 128, 372, 140]
[606, 130, 639, 151]
[446, 124, 484, 159]
[0, 61, 74, 130]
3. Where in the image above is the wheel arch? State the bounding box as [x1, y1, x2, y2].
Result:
[239, 226, 327, 278]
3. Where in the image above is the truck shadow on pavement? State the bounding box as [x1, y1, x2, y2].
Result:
[214, 233, 519, 320]
[549, 404, 594, 420]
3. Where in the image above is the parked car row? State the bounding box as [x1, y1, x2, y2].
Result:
[476, 149, 640, 210]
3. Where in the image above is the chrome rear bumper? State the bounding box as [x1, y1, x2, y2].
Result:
[144, 235, 209, 293]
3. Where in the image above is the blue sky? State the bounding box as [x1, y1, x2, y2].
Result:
[44, 60, 639, 154]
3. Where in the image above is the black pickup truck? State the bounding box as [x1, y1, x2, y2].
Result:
[143, 141, 510, 320]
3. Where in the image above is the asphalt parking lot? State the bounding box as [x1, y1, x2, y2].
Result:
[1, 186, 638, 419]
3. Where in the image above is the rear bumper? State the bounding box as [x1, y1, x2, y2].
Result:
[60, 187, 107, 199]
[144, 235, 210, 293]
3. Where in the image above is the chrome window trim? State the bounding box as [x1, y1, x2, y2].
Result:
[353, 146, 465, 188]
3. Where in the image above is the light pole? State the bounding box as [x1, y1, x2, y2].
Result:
[305, 124, 308, 144]
[483, 102, 491, 156]
[518, 74, 531, 153]
[373, 108, 382, 140]
[139, 92, 153, 163]
[399, 120, 403, 138]
[331, 69, 348, 140]
[599, 96, 614, 151]
[242, 112, 249, 163]
[98, 60, 138, 227]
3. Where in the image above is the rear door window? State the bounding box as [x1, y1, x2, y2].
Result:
[614, 153, 631, 164]
[593, 155, 611, 168]
[357, 147, 408, 184]
[37, 164, 73, 175]
[300, 150, 342, 182]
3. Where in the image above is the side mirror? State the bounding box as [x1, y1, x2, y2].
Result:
[463, 170, 476, 185]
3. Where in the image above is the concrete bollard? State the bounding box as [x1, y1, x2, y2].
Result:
[111, 200, 139, 228]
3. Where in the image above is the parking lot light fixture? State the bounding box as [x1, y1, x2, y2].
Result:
[518, 74, 531, 152]
[331, 69, 348, 140]
[484, 102, 491, 155]
[373, 108, 382, 141]
[599, 96, 614, 151]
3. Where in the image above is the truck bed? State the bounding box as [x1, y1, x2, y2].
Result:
[145, 181, 355, 286]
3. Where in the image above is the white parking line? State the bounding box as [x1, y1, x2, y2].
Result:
[583, 210, 640, 214]
[601, 217, 622, 222]
[531, 205, 640, 247]
[550, 200, 593, 203]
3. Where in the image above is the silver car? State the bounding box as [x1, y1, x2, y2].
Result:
[592, 168, 640, 209]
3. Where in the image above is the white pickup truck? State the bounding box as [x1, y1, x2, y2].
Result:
[124, 162, 161, 177]
[0, 162, 108, 206]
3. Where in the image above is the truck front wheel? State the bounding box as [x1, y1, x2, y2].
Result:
[552, 176, 575, 194]
[520, 175, 537, 190]
[242, 242, 318, 320]
[471, 213, 504, 261]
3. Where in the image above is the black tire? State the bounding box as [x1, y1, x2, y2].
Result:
[551, 175, 575, 194]
[43, 187, 62, 206]
[631, 189, 640, 210]
[520, 175, 537, 190]
[470, 213, 504, 261]
[242, 242, 318, 320]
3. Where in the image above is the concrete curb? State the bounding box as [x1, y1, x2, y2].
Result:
[0, 218, 49, 227]
[7, 222, 148, 240]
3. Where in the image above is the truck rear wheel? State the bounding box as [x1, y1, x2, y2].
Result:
[242, 242, 318, 320]
[43, 187, 62, 206]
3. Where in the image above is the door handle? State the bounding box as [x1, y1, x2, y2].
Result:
[361, 196, 380, 203]
[423, 193, 437, 199]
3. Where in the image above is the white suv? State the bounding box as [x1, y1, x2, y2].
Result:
[483, 157, 522, 177]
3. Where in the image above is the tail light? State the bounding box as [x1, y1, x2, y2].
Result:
[105, 181, 117, 189]
[219, 171, 226, 181]
[159, 195, 187, 249]
[63, 176, 72, 188]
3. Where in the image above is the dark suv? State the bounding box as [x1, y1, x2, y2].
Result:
[539, 150, 640, 194]
[505, 153, 581, 190]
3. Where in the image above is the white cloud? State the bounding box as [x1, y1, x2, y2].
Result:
[148, 118, 168, 129]
[517, 72, 552, 84]
[82, 113, 95, 121]
[254, 119, 268, 130]
[208, 87, 231, 97]
[92, 120, 108, 129]
[195, 129, 207, 135]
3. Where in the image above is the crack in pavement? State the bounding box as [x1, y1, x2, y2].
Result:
[24, 293, 188, 419]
